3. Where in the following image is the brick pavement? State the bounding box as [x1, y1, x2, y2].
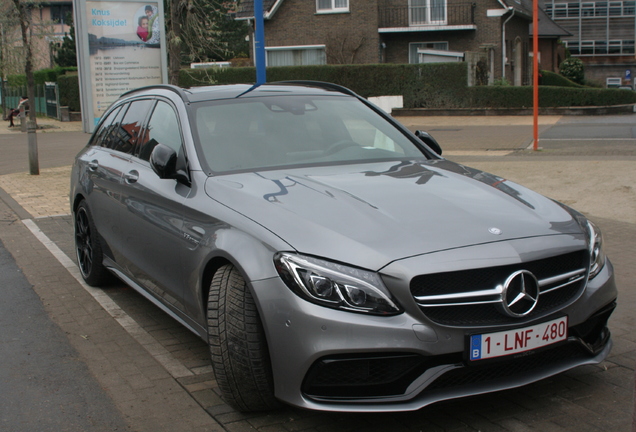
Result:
[0, 117, 633, 431]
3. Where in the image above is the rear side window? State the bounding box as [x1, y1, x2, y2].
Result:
[109, 99, 154, 154]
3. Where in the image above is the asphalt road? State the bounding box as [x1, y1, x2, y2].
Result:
[0, 238, 128, 431]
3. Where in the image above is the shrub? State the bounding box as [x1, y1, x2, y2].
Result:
[58, 73, 81, 112]
[540, 70, 584, 88]
[559, 58, 585, 85]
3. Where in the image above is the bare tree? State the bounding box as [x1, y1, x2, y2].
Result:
[326, 32, 366, 65]
[166, 0, 246, 85]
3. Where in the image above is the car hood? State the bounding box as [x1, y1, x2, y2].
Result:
[205, 160, 583, 270]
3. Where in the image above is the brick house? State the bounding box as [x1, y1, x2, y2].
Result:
[2, 0, 73, 73]
[236, 0, 534, 84]
[529, 7, 570, 73]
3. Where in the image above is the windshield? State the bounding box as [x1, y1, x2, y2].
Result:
[192, 95, 427, 173]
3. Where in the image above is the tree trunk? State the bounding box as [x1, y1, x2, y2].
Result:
[168, 0, 184, 85]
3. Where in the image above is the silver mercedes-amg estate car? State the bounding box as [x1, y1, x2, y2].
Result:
[70, 82, 617, 412]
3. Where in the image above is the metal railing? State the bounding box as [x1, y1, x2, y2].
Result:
[2, 84, 59, 119]
[378, 3, 476, 28]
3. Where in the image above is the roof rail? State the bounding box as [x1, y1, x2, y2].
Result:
[119, 84, 190, 101]
[271, 80, 358, 97]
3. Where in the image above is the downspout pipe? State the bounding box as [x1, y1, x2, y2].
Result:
[501, 7, 515, 80]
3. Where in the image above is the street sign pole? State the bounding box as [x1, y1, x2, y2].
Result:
[533, 0, 539, 151]
[254, 0, 266, 85]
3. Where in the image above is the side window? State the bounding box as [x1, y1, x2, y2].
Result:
[106, 99, 154, 154]
[137, 100, 183, 161]
[90, 105, 121, 147]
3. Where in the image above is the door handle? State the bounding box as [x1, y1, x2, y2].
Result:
[88, 160, 99, 171]
[124, 170, 139, 184]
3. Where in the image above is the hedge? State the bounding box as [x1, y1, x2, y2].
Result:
[7, 66, 78, 86]
[7, 63, 636, 114]
[178, 63, 469, 107]
[467, 86, 636, 108]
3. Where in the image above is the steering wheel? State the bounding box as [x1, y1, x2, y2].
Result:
[324, 140, 359, 155]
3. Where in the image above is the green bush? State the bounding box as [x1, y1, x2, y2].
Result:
[466, 85, 636, 108]
[559, 58, 585, 85]
[58, 73, 81, 112]
[540, 70, 584, 88]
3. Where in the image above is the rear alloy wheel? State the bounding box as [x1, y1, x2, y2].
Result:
[207, 264, 279, 411]
[75, 201, 111, 286]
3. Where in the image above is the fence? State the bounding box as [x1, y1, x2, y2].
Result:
[3, 83, 60, 119]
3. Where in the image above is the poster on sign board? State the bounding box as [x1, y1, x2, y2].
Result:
[74, 0, 168, 132]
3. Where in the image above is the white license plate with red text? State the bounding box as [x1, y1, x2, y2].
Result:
[469, 316, 568, 361]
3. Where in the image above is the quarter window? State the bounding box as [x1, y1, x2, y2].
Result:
[138, 101, 183, 161]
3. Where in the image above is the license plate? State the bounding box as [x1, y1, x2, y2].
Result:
[469, 316, 568, 361]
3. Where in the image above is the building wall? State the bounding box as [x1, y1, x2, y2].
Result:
[380, 0, 530, 83]
[545, 0, 636, 86]
[265, 0, 381, 64]
[262, 0, 531, 84]
[3, 0, 72, 74]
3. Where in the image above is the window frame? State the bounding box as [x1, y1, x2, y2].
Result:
[316, 0, 349, 14]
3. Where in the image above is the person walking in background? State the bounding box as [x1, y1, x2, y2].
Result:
[7, 96, 28, 128]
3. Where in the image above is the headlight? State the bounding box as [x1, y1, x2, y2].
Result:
[587, 220, 606, 280]
[274, 252, 402, 315]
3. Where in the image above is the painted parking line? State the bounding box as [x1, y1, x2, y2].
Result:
[22, 218, 198, 379]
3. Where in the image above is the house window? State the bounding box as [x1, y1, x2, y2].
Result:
[266, 46, 326, 66]
[566, 41, 580, 54]
[409, 42, 449, 63]
[567, 2, 580, 16]
[409, 0, 447, 25]
[50, 5, 73, 24]
[317, 0, 349, 13]
[554, 3, 567, 17]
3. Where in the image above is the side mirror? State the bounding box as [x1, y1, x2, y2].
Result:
[150, 143, 178, 179]
[150, 143, 191, 186]
[415, 130, 442, 156]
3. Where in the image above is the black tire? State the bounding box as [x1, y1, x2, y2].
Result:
[207, 264, 279, 411]
[74, 201, 111, 286]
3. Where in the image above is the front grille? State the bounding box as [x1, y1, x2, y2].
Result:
[302, 353, 460, 399]
[411, 250, 589, 326]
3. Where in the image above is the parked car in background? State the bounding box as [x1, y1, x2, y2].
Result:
[70, 82, 617, 412]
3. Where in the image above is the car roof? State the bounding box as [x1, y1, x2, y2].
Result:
[119, 81, 357, 104]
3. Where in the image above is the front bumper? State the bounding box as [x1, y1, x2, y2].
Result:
[254, 255, 617, 412]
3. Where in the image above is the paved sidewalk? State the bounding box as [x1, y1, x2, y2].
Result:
[0, 116, 633, 431]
